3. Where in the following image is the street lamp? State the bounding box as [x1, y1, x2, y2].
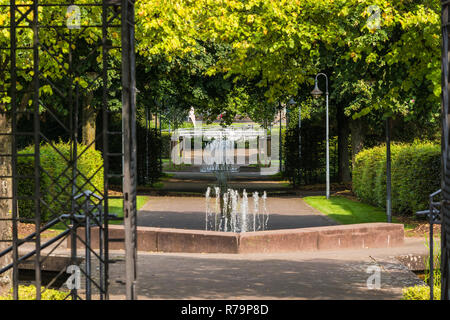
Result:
[386, 117, 392, 223]
[311, 73, 330, 199]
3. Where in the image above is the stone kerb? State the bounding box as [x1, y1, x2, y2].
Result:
[68, 223, 404, 254]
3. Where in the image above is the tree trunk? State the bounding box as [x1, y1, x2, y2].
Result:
[82, 91, 96, 147]
[337, 104, 351, 182]
[350, 118, 365, 168]
[0, 111, 12, 296]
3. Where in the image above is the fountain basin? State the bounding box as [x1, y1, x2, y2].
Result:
[69, 223, 404, 254]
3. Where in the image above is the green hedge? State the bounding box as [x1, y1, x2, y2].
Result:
[161, 131, 171, 159]
[18, 142, 104, 222]
[402, 285, 440, 300]
[136, 128, 162, 185]
[352, 142, 440, 215]
[0, 285, 70, 300]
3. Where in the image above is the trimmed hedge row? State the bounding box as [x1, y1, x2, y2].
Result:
[18, 142, 104, 222]
[352, 142, 440, 215]
[283, 124, 339, 186]
[161, 131, 171, 159]
[136, 127, 162, 186]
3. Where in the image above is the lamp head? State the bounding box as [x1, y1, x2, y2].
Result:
[311, 80, 323, 99]
[288, 98, 296, 106]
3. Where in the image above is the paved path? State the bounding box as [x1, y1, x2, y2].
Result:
[138, 196, 337, 230]
[105, 237, 427, 300]
[159, 178, 293, 193]
[18, 236, 429, 300]
[156, 170, 296, 194]
[126, 194, 427, 300]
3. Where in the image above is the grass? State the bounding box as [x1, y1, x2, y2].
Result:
[140, 181, 165, 189]
[49, 195, 150, 230]
[161, 172, 175, 179]
[107, 195, 150, 225]
[163, 161, 193, 171]
[303, 195, 404, 226]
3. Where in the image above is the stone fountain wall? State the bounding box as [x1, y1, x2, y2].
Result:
[69, 223, 404, 254]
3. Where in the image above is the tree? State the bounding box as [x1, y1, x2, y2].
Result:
[321, 0, 440, 171]
[133, 0, 442, 184]
[198, 0, 441, 176]
[136, 39, 273, 126]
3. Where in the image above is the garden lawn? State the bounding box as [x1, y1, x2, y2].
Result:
[303, 196, 400, 225]
[50, 195, 149, 230]
[107, 195, 149, 225]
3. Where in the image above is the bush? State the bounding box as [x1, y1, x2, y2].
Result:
[136, 127, 162, 185]
[284, 127, 300, 185]
[403, 239, 441, 300]
[108, 113, 163, 186]
[284, 125, 339, 186]
[352, 142, 440, 215]
[402, 285, 440, 300]
[0, 285, 70, 300]
[161, 131, 172, 159]
[18, 142, 104, 222]
[353, 145, 385, 205]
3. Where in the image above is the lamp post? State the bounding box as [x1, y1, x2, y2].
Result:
[386, 117, 392, 223]
[311, 73, 330, 199]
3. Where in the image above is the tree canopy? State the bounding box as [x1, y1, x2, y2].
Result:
[0, 0, 441, 126]
[134, 0, 441, 127]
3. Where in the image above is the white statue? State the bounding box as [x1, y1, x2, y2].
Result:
[189, 106, 196, 128]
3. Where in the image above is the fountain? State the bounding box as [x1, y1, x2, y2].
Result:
[205, 187, 269, 233]
[73, 120, 404, 254]
[195, 126, 270, 233]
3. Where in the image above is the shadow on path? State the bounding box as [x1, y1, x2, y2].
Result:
[137, 196, 337, 230]
[137, 211, 336, 230]
[107, 254, 423, 300]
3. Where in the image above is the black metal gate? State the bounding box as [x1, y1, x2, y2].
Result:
[0, 0, 136, 300]
[442, 0, 450, 300]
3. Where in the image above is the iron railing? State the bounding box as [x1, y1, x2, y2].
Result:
[0, 0, 137, 300]
[442, 0, 450, 300]
[416, 189, 442, 300]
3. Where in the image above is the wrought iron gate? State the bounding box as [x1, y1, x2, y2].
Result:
[0, 0, 137, 300]
[442, 0, 450, 300]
